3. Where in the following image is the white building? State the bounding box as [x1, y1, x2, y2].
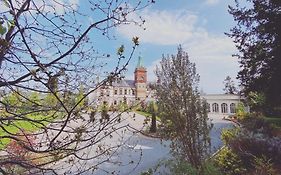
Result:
[202, 94, 246, 116]
[88, 57, 155, 107]
[89, 57, 245, 115]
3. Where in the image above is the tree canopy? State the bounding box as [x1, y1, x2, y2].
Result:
[223, 76, 238, 94]
[227, 0, 281, 115]
[155, 46, 211, 170]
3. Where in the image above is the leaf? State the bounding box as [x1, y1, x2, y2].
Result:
[0, 24, 7, 35]
[7, 20, 15, 29]
[117, 45, 124, 56]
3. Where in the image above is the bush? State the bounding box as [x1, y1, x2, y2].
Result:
[236, 102, 249, 121]
[228, 131, 281, 167]
[3, 131, 37, 174]
[167, 159, 222, 175]
[214, 146, 246, 175]
[221, 128, 240, 145]
[252, 155, 278, 175]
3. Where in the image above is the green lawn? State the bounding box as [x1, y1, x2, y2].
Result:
[0, 113, 56, 149]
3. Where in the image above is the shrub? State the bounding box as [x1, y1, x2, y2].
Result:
[236, 102, 249, 121]
[140, 168, 153, 175]
[170, 160, 198, 175]
[221, 128, 240, 145]
[228, 131, 281, 167]
[167, 158, 222, 175]
[252, 155, 277, 175]
[3, 131, 37, 174]
[214, 146, 246, 175]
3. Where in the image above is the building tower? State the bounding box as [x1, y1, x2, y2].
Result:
[134, 56, 147, 100]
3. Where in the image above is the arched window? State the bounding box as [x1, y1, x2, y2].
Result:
[221, 103, 228, 113]
[212, 103, 219, 113]
[230, 103, 236, 113]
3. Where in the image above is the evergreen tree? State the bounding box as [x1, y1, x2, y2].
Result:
[223, 76, 237, 94]
[227, 0, 281, 115]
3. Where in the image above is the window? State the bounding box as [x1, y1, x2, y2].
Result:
[119, 88, 122, 95]
[114, 89, 118, 95]
[230, 103, 236, 113]
[132, 90, 135, 95]
[221, 103, 228, 113]
[212, 103, 219, 113]
[124, 89, 127, 95]
[114, 100, 117, 105]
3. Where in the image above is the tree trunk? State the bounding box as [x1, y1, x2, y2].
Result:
[150, 113, 157, 133]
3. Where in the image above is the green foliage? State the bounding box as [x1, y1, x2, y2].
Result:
[25, 92, 41, 108]
[252, 155, 277, 175]
[220, 118, 281, 173]
[155, 46, 211, 169]
[0, 23, 7, 35]
[75, 85, 86, 109]
[140, 168, 153, 175]
[117, 45, 124, 56]
[2, 91, 25, 113]
[43, 93, 59, 107]
[116, 101, 128, 112]
[223, 76, 237, 94]
[167, 159, 222, 175]
[228, 0, 281, 116]
[147, 101, 157, 114]
[221, 128, 240, 145]
[3, 91, 22, 107]
[201, 161, 223, 175]
[100, 104, 110, 122]
[247, 91, 266, 113]
[0, 114, 54, 149]
[171, 160, 198, 175]
[235, 102, 248, 121]
[214, 147, 246, 175]
[264, 117, 281, 129]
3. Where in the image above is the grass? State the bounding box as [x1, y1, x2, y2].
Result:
[0, 112, 58, 150]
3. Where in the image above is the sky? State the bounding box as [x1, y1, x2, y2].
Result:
[112, 0, 240, 94]
[0, 0, 240, 94]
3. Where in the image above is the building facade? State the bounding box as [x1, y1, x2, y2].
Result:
[201, 94, 244, 115]
[89, 57, 155, 107]
[89, 58, 246, 115]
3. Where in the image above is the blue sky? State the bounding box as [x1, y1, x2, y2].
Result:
[0, 0, 240, 94]
[111, 0, 240, 94]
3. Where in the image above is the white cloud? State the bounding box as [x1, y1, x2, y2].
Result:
[117, 9, 239, 93]
[204, 0, 220, 5]
[185, 36, 239, 93]
[117, 10, 199, 45]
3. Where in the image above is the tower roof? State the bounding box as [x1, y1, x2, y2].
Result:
[136, 56, 144, 68]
